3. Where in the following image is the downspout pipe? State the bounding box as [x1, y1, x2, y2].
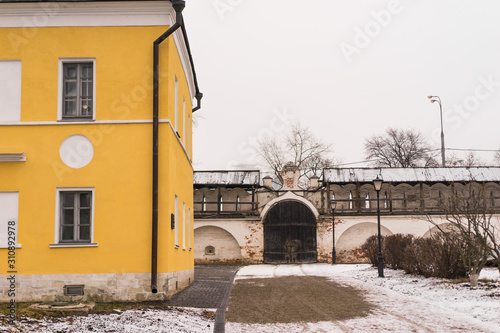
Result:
[151, 0, 185, 294]
[179, 22, 203, 112]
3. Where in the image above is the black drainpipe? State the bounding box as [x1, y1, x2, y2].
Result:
[151, 0, 185, 294]
[179, 22, 203, 112]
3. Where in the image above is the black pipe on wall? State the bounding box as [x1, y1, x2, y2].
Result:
[151, 0, 185, 294]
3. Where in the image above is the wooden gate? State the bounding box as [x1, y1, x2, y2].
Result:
[263, 200, 317, 263]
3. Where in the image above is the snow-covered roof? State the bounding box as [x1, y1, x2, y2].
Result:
[194, 170, 260, 187]
[323, 167, 500, 183]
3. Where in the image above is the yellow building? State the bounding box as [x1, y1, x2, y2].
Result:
[0, 0, 202, 302]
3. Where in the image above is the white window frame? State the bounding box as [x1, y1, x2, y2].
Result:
[0, 60, 22, 123]
[182, 98, 186, 145]
[0, 192, 21, 249]
[182, 202, 186, 250]
[174, 76, 178, 132]
[188, 207, 192, 250]
[51, 187, 97, 248]
[188, 114, 191, 157]
[57, 58, 96, 121]
[174, 195, 179, 248]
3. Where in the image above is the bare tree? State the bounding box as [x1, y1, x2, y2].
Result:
[364, 128, 438, 168]
[446, 152, 486, 167]
[426, 183, 493, 286]
[256, 123, 336, 186]
[494, 150, 500, 165]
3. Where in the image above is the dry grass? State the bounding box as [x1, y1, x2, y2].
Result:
[226, 276, 374, 324]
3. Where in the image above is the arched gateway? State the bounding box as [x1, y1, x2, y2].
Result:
[263, 200, 317, 263]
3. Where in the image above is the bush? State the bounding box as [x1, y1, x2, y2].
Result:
[361, 235, 382, 267]
[361, 232, 467, 279]
[384, 234, 414, 270]
[401, 233, 466, 279]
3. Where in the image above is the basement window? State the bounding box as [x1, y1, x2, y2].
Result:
[205, 246, 215, 255]
[64, 285, 84, 296]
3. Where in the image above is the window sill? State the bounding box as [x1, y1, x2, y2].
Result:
[57, 119, 95, 123]
[49, 243, 98, 248]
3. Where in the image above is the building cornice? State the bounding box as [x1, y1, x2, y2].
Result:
[0, 0, 196, 99]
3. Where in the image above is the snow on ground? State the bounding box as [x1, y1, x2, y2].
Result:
[228, 264, 500, 333]
[1, 265, 499, 333]
[1, 307, 214, 333]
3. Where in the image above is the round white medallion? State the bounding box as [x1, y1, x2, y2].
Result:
[59, 134, 94, 169]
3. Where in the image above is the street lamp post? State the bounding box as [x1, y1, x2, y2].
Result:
[373, 176, 384, 278]
[428, 95, 445, 167]
[331, 200, 337, 265]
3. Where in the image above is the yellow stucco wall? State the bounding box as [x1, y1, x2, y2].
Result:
[0, 26, 194, 275]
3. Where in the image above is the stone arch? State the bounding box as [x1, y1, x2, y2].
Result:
[194, 226, 242, 263]
[421, 223, 454, 238]
[336, 222, 393, 262]
[263, 197, 317, 264]
[260, 191, 319, 219]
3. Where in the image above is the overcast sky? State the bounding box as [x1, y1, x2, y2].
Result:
[183, 0, 500, 172]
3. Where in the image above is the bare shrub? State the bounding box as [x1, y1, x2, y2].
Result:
[384, 234, 414, 270]
[402, 234, 466, 279]
[361, 235, 382, 267]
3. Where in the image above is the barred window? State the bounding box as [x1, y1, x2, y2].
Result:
[60, 191, 92, 243]
[62, 63, 93, 119]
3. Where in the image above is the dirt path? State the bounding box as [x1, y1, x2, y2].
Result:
[225, 274, 372, 325]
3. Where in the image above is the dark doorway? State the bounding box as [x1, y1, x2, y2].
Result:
[263, 200, 317, 263]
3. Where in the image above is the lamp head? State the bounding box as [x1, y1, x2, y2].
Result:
[373, 175, 383, 191]
[330, 200, 337, 210]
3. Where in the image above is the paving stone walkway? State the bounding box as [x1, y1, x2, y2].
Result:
[166, 265, 240, 308]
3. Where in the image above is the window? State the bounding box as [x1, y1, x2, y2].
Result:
[349, 191, 353, 209]
[365, 194, 370, 209]
[188, 114, 191, 157]
[182, 202, 186, 250]
[59, 190, 93, 243]
[62, 62, 93, 119]
[0, 60, 22, 122]
[174, 76, 178, 132]
[236, 196, 241, 211]
[188, 208, 191, 250]
[182, 98, 186, 145]
[202, 195, 206, 212]
[205, 246, 215, 255]
[0, 192, 19, 248]
[174, 195, 179, 248]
